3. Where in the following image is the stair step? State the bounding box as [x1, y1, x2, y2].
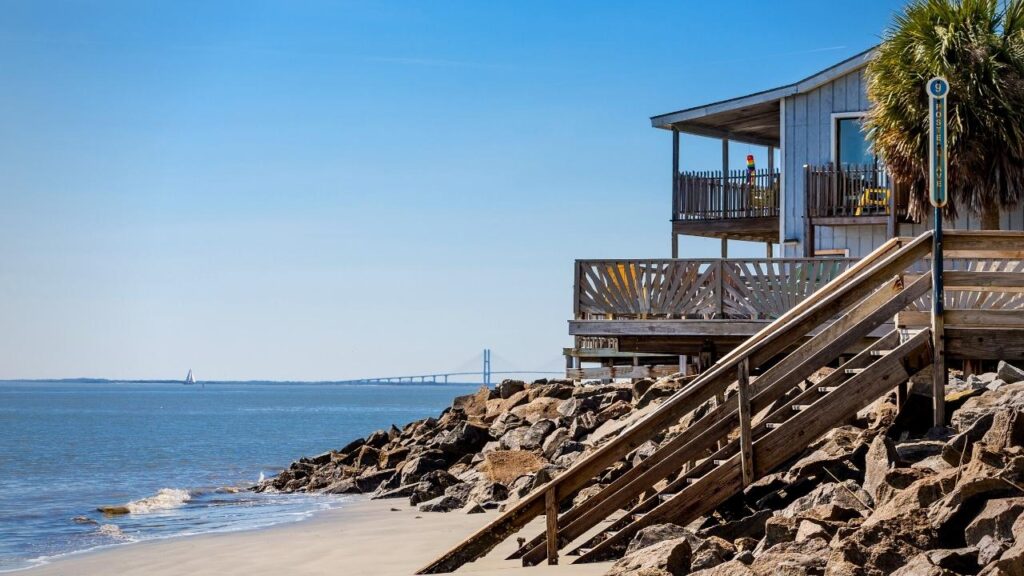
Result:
[713, 459, 729, 465]
[817, 386, 838, 393]
[792, 404, 811, 411]
[765, 422, 782, 429]
[686, 477, 699, 485]
[870, 349, 893, 356]
[844, 368, 866, 375]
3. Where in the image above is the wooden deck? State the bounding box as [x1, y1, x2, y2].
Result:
[672, 169, 779, 242]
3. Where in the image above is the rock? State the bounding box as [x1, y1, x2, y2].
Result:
[572, 484, 604, 507]
[632, 379, 655, 400]
[890, 552, 954, 576]
[489, 412, 525, 439]
[977, 534, 1010, 566]
[866, 471, 955, 526]
[597, 400, 632, 423]
[468, 481, 508, 504]
[942, 411, 996, 465]
[354, 469, 394, 493]
[462, 502, 485, 514]
[569, 413, 599, 440]
[541, 428, 570, 459]
[606, 537, 692, 576]
[510, 397, 564, 423]
[998, 361, 1024, 384]
[557, 396, 601, 419]
[748, 538, 828, 576]
[626, 523, 698, 556]
[322, 478, 360, 494]
[786, 426, 870, 482]
[418, 494, 465, 512]
[924, 547, 980, 573]
[689, 560, 754, 576]
[436, 422, 489, 456]
[630, 440, 659, 466]
[408, 470, 461, 505]
[399, 453, 447, 485]
[499, 379, 526, 399]
[874, 467, 932, 507]
[828, 509, 939, 576]
[894, 439, 946, 463]
[699, 510, 772, 542]
[760, 515, 798, 551]
[637, 379, 684, 408]
[965, 497, 1024, 546]
[951, 382, 1024, 430]
[485, 390, 530, 420]
[864, 434, 898, 501]
[379, 446, 410, 469]
[981, 408, 1024, 453]
[520, 416, 561, 448]
[365, 429, 391, 449]
[794, 519, 830, 543]
[781, 481, 872, 518]
[690, 536, 736, 572]
[451, 386, 492, 420]
[351, 445, 380, 468]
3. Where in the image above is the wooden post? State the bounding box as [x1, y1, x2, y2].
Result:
[679, 355, 689, 376]
[803, 165, 814, 257]
[545, 487, 559, 565]
[737, 358, 754, 487]
[715, 260, 725, 317]
[721, 238, 728, 258]
[721, 138, 729, 219]
[766, 242, 772, 259]
[672, 232, 679, 259]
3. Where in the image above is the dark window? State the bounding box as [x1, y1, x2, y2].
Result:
[836, 116, 874, 167]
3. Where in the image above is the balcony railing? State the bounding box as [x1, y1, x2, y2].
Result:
[574, 257, 854, 321]
[674, 169, 780, 221]
[805, 163, 909, 220]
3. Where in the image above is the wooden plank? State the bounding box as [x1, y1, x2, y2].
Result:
[899, 309, 1024, 328]
[569, 320, 768, 337]
[946, 327, 1024, 360]
[565, 365, 679, 380]
[945, 271, 1024, 291]
[545, 487, 558, 566]
[737, 358, 753, 486]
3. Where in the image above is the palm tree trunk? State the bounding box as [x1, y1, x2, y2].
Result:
[981, 203, 1001, 230]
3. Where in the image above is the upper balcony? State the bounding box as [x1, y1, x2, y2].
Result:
[672, 169, 780, 243]
[805, 163, 910, 225]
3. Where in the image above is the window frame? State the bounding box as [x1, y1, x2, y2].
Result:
[830, 111, 871, 166]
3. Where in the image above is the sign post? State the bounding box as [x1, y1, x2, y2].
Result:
[928, 76, 949, 427]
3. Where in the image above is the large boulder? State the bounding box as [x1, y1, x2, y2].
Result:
[625, 523, 698, 556]
[408, 470, 461, 505]
[780, 481, 872, 519]
[828, 509, 939, 576]
[951, 382, 1024, 430]
[785, 426, 871, 482]
[998, 361, 1024, 384]
[399, 452, 447, 485]
[748, 538, 828, 576]
[690, 536, 736, 572]
[864, 434, 898, 501]
[435, 421, 489, 457]
[510, 397, 564, 423]
[605, 537, 692, 576]
[498, 379, 527, 399]
[965, 497, 1024, 547]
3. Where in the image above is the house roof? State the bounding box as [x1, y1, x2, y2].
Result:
[650, 46, 877, 147]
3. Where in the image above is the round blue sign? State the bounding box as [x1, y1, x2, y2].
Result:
[928, 77, 949, 98]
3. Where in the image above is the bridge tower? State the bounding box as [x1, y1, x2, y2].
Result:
[483, 348, 492, 386]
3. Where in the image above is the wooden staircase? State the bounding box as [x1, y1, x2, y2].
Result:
[415, 230, 1001, 574]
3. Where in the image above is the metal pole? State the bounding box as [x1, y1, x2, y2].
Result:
[927, 76, 949, 428]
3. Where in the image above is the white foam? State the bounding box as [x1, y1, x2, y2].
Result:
[124, 488, 191, 514]
[97, 524, 132, 541]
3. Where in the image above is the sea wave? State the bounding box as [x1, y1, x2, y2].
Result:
[98, 488, 192, 515]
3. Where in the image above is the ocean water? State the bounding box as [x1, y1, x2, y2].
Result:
[0, 380, 476, 571]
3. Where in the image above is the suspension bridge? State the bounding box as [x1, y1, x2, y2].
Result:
[337, 349, 563, 385]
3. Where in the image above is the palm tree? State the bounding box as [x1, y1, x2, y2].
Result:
[864, 0, 1024, 228]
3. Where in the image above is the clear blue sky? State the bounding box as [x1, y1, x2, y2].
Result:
[0, 0, 906, 380]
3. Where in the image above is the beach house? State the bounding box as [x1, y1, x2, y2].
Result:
[566, 47, 1024, 381]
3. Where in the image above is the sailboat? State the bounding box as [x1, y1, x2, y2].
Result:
[184, 369, 196, 386]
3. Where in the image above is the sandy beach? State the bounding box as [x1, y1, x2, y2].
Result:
[23, 498, 610, 576]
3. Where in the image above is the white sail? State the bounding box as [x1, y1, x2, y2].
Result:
[185, 369, 195, 385]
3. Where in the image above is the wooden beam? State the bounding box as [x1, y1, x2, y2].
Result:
[569, 320, 767, 337]
[737, 358, 753, 486]
[545, 487, 558, 565]
[946, 327, 1024, 360]
[945, 271, 1024, 291]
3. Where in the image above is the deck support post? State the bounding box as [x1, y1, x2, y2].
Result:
[672, 129, 680, 255]
[721, 138, 729, 220]
[737, 358, 754, 486]
[545, 487, 559, 565]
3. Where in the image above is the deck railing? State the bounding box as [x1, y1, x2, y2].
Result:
[674, 169, 779, 221]
[805, 163, 909, 220]
[574, 257, 855, 321]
